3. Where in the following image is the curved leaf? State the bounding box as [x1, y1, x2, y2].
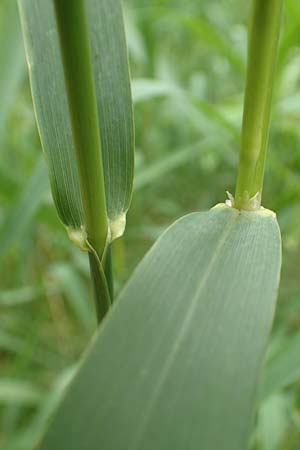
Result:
[38, 205, 281, 450]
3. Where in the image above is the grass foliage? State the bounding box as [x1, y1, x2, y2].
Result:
[1, 0, 300, 449]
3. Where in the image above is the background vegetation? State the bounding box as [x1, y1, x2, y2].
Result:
[0, 0, 300, 449]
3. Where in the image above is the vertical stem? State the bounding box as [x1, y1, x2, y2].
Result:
[53, 0, 108, 257]
[88, 252, 110, 322]
[235, 0, 283, 210]
[53, 0, 110, 320]
[104, 246, 114, 301]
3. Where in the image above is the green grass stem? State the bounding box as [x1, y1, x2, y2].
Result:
[53, 0, 110, 319]
[235, 0, 283, 210]
[53, 0, 108, 256]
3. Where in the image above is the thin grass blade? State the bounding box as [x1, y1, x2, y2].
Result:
[0, 0, 25, 142]
[0, 158, 48, 264]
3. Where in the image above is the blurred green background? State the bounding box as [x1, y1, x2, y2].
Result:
[1, 0, 300, 449]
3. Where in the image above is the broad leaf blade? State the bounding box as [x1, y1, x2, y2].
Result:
[38, 205, 281, 450]
[18, 0, 134, 238]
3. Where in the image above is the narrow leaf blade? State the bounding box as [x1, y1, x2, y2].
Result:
[38, 205, 281, 450]
[0, 0, 25, 141]
[0, 158, 49, 263]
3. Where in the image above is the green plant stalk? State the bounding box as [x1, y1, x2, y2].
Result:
[88, 253, 110, 321]
[104, 246, 114, 300]
[88, 246, 113, 322]
[53, 0, 110, 317]
[235, 0, 283, 210]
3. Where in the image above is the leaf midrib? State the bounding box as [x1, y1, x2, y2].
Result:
[130, 209, 239, 449]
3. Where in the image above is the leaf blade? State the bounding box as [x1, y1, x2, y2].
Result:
[38, 205, 281, 450]
[0, 0, 25, 142]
